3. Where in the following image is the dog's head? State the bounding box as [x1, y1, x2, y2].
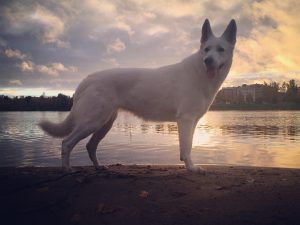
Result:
[200, 19, 237, 79]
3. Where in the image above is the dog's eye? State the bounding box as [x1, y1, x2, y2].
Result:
[217, 47, 225, 52]
[204, 47, 210, 52]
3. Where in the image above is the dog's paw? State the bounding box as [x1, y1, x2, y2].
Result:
[95, 165, 108, 171]
[62, 167, 76, 173]
[187, 166, 206, 174]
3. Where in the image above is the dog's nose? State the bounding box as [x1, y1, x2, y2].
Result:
[204, 57, 214, 66]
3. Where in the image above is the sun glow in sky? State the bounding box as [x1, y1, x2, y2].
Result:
[0, 0, 299, 96]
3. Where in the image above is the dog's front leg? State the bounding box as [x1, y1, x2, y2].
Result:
[177, 117, 205, 173]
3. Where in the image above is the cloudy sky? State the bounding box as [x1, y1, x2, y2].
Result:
[0, 0, 299, 96]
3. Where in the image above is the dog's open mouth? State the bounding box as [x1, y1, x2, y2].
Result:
[206, 67, 217, 79]
[206, 64, 224, 79]
[207, 69, 216, 79]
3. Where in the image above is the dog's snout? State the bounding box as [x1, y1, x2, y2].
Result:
[204, 57, 214, 67]
[204, 57, 214, 66]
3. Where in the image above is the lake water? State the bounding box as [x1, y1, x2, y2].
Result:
[0, 111, 299, 168]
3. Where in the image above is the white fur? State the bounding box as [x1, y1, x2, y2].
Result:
[39, 19, 237, 172]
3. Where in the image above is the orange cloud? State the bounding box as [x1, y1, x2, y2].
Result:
[228, 0, 300, 85]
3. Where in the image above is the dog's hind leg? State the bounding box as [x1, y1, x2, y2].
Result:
[62, 131, 92, 172]
[61, 107, 116, 172]
[62, 124, 97, 172]
[86, 112, 117, 169]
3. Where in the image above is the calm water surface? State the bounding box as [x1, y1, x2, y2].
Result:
[0, 111, 299, 168]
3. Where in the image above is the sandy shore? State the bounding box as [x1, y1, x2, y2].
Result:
[0, 165, 299, 225]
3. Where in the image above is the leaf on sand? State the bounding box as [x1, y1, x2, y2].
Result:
[216, 186, 226, 190]
[246, 178, 255, 183]
[139, 190, 149, 198]
[97, 203, 117, 215]
[76, 177, 85, 183]
[36, 186, 49, 193]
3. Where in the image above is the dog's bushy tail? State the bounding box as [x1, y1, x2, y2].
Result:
[38, 113, 73, 138]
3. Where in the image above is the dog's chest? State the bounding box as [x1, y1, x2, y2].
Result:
[182, 85, 217, 117]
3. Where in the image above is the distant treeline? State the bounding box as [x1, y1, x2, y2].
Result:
[0, 79, 300, 111]
[0, 94, 72, 111]
[257, 80, 300, 103]
[215, 79, 300, 104]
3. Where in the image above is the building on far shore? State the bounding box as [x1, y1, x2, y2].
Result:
[215, 84, 264, 104]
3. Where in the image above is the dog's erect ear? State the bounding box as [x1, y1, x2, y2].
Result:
[221, 19, 237, 45]
[201, 19, 213, 43]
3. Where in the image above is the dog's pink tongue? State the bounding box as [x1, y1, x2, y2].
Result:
[207, 69, 216, 79]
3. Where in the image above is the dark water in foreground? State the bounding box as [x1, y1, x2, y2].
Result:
[0, 111, 299, 168]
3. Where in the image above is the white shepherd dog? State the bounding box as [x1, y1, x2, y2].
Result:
[39, 19, 237, 172]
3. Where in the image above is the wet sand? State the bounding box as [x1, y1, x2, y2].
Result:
[0, 165, 299, 225]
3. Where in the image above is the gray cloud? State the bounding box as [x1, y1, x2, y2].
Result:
[2, 48, 28, 60]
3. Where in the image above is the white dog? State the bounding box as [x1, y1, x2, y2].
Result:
[39, 19, 237, 172]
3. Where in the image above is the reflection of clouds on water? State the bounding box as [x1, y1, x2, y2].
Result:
[0, 111, 300, 168]
[114, 115, 178, 135]
[221, 125, 280, 136]
[193, 128, 212, 148]
[0, 112, 63, 166]
[219, 125, 299, 138]
[286, 126, 297, 138]
[195, 145, 275, 167]
[116, 111, 299, 140]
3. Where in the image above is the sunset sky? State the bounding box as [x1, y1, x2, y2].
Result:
[0, 0, 299, 96]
